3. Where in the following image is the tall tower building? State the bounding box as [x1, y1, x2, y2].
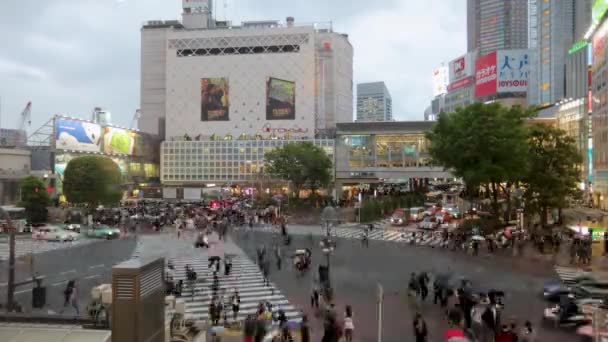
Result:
[467, 0, 529, 55]
[356, 82, 392, 122]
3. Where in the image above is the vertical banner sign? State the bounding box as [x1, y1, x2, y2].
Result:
[201, 78, 230, 121]
[474, 51, 498, 97]
[496, 50, 530, 92]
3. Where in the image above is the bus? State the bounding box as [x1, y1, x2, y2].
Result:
[0, 206, 28, 233]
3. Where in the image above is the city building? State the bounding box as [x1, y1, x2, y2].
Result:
[527, 0, 574, 106]
[590, 3, 608, 209]
[467, 0, 529, 55]
[334, 122, 452, 198]
[356, 82, 392, 122]
[444, 52, 476, 114]
[140, 0, 353, 139]
[0, 147, 30, 205]
[0, 128, 27, 147]
[556, 98, 590, 191]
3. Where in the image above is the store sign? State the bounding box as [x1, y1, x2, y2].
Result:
[448, 53, 474, 83]
[447, 76, 473, 92]
[496, 50, 530, 92]
[568, 40, 589, 55]
[593, 19, 608, 68]
[593, 0, 608, 24]
[474, 51, 498, 97]
[262, 124, 309, 134]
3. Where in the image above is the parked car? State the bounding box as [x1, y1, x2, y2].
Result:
[32, 225, 79, 242]
[87, 225, 121, 239]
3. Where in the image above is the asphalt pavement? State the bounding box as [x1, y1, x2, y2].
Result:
[0, 237, 136, 315]
[232, 230, 575, 342]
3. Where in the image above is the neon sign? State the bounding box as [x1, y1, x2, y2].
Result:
[568, 40, 589, 55]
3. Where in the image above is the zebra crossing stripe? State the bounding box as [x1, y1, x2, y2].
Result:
[168, 256, 302, 323]
[554, 266, 583, 284]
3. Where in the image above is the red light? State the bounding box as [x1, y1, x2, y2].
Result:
[34, 188, 38, 193]
[323, 42, 331, 50]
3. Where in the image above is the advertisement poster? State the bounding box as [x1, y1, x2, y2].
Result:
[474, 51, 498, 98]
[103, 127, 135, 155]
[593, 20, 608, 68]
[496, 50, 530, 93]
[449, 53, 474, 83]
[201, 78, 229, 121]
[266, 77, 296, 120]
[432, 66, 449, 97]
[55, 118, 102, 152]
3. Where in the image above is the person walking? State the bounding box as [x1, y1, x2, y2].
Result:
[243, 314, 256, 342]
[274, 244, 282, 271]
[413, 313, 428, 342]
[520, 321, 536, 342]
[300, 314, 311, 342]
[231, 289, 241, 322]
[68, 280, 80, 316]
[344, 305, 354, 342]
[261, 259, 270, 287]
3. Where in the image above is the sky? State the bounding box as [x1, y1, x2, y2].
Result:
[0, 0, 465, 132]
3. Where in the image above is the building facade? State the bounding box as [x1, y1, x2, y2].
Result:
[592, 7, 608, 209]
[356, 82, 392, 122]
[556, 98, 590, 189]
[444, 52, 476, 113]
[0, 148, 31, 205]
[334, 122, 452, 197]
[467, 0, 529, 55]
[160, 138, 334, 188]
[140, 2, 353, 139]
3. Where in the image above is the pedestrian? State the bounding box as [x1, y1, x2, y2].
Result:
[254, 316, 267, 342]
[311, 282, 320, 310]
[261, 260, 270, 286]
[520, 321, 536, 342]
[243, 315, 256, 342]
[67, 280, 80, 316]
[231, 289, 241, 322]
[60, 280, 75, 314]
[495, 324, 515, 342]
[471, 294, 490, 342]
[418, 272, 429, 301]
[300, 314, 311, 342]
[344, 305, 354, 342]
[444, 309, 470, 342]
[413, 313, 428, 342]
[274, 244, 282, 271]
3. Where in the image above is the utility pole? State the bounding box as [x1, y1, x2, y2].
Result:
[1, 207, 16, 312]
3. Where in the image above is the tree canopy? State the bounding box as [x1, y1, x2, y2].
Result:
[264, 142, 332, 193]
[63, 155, 123, 207]
[427, 102, 582, 227]
[523, 123, 582, 225]
[19, 176, 50, 223]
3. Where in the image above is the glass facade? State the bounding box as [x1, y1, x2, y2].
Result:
[340, 133, 431, 169]
[161, 139, 334, 183]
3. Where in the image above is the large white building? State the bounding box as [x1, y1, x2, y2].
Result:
[356, 82, 392, 122]
[140, 0, 353, 140]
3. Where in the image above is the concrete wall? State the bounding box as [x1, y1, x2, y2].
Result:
[140, 27, 169, 135]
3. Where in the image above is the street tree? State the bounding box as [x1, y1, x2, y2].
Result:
[63, 155, 123, 208]
[19, 176, 50, 223]
[264, 142, 332, 195]
[522, 124, 582, 227]
[426, 103, 532, 220]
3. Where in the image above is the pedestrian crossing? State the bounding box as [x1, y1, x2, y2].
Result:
[239, 225, 448, 247]
[0, 238, 95, 261]
[554, 266, 586, 284]
[169, 255, 302, 323]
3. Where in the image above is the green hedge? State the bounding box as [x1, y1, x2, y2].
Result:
[359, 193, 425, 223]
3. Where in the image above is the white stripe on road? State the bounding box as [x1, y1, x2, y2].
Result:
[60, 269, 76, 276]
[84, 274, 100, 280]
[89, 264, 105, 270]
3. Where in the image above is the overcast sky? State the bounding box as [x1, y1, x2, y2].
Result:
[0, 0, 465, 132]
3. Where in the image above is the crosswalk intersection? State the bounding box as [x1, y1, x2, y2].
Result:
[169, 255, 302, 323]
[554, 265, 586, 284]
[0, 238, 95, 261]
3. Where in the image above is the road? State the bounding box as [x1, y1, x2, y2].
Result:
[232, 230, 575, 342]
[0, 237, 136, 315]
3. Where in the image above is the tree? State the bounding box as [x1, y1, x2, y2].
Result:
[522, 124, 582, 227]
[426, 103, 532, 220]
[19, 176, 50, 223]
[264, 142, 332, 194]
[63, 156, 123, 208]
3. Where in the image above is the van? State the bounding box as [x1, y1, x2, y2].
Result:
[409, 207, 425, 222]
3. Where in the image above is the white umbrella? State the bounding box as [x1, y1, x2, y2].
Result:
[471, 235, 486, 241]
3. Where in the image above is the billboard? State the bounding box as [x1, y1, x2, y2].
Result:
[103, 127, 135, 155]
[593, 0, 608, 24]
[266, 77, 296, 120]
[447, 77, 473, 92]
[475, 51, 498, 97]
[432, 66, 449, 97]
[55, 118, 102, 152]
[201, 78, 229, 121]
[496, 50, 530, 92]
[449, 53, 474, 84]
[593, 19, 608, 68]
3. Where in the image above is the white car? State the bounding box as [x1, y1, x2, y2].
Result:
[32, 226, 79, 242]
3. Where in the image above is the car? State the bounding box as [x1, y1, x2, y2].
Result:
[87, 225, 121, 239]
[418, 217, 439, 230]
[63, 223, 81, 233]
[32, 225, 78, 242]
